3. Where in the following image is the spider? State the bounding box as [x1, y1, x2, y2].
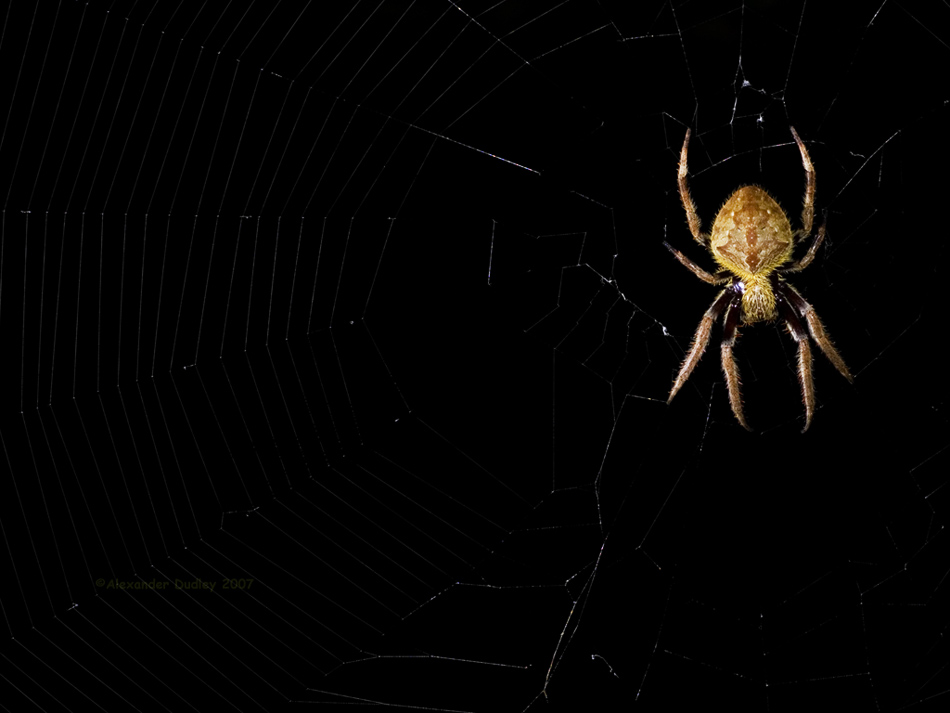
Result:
[664, 127, 852, 432]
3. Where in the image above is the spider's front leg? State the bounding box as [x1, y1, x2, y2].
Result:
[720, 300, 751, 431]
[778, 295, 816, 432]
[668, 288, 735, 404]
[782, 283, 852, 382]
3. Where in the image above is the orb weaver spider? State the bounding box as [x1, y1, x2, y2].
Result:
[665, 127, 852, 432]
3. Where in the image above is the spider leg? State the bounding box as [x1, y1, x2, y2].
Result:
[720, 299, 751, 431]
[783, 219, 826, 274]
[781, 282, 853, 383]
[678, 129, 707, 246]
[790, 126, 815, 238]
[668, 288, 734, 404]
[663, 242, 730, 285]
[778, 294, 816, 432]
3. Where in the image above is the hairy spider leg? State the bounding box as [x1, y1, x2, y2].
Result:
[781, 283, 853, 382]
[720, 298, 751, 430]
[790, 126, 815, 238]
[778, 294, 816, 432]
[677, 129, 707, 246]
[783, 220, 826, 274]
[663, 241, 730, 285]
[668, 288, 736, 404]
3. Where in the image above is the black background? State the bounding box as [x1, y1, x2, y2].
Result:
[0, 1, 947, 711]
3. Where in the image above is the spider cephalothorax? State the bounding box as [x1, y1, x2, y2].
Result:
[665, 127, 852, 432]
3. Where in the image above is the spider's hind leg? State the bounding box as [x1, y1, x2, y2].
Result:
[678, 129, 707, 246]
[790, 126, 815, 238]
[785, 220, 826, 273]
[663, 242, 730, 284]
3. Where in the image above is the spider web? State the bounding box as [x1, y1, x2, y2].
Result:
[0, 1, 948, 710]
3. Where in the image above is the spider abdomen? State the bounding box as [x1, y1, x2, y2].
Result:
[710, 186, 794, 279]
